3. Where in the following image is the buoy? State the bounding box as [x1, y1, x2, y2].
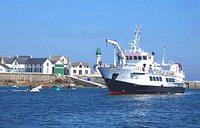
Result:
[55, 85, 60, 91]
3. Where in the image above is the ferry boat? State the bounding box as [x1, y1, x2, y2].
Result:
[98, 26, 185, 94]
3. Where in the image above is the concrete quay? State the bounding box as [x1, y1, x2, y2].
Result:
[184, 81, 200, 89]
[66, 75, 106, 88]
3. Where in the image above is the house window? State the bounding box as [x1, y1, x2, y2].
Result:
[79, 65, 82, 68]
[73, 70, 76, 74]
[47, 63, 49, 67]
[79, 70, 82, 75]
[85, 70, 88, 74]
[134, 56, 137, 60]
[15, 61, 17, 65]
[40, 68, 42, 73]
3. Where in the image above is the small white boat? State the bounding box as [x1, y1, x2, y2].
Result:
[27, 85, 42, 92]
[11, 85, 18, 88]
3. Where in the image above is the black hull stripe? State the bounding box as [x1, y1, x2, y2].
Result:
[105, 78, 185, 94]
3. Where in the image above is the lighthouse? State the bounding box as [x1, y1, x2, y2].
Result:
[96, 48, 102, 65]
[94, 48, 102, 74]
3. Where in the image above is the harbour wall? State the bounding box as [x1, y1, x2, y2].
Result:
[0, 73, 103, 87]
[0, 73, 200, 89]
[0, 73, 59, 86]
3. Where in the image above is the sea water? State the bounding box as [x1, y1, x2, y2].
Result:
[0, 86, 200, 128]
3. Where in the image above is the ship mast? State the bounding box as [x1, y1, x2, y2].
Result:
[131, 26, 142, 52]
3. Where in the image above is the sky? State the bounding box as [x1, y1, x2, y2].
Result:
[0, 0, 200, 80]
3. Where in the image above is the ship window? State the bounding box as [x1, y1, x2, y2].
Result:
[126, 56, 129, 60]
[134, 56, 137, 60]
[172, 78, 175, 82]
[166, 78, 169, 82]
[156, 77, 159, 81]
[143, 56, 147, 60]
[138, 56, 142, 60]
[159, 77, 162, 81]
[149, 76, 153, 81]
[131, 73, 135, 78]
[129, 56, 133, 60]
[112, 73, 119, 80]
[153, 77, 156, 81]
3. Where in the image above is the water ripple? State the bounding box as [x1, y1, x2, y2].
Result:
[0, 87, 200, 128]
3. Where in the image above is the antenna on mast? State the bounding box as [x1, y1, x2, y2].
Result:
[162, 44, 166, 65]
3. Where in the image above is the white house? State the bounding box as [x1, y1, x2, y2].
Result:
[0, 64, 10, 73]
[49, 55, 69, 75]
[67, 62, 91, 76]
[26, 58, 52, 74]
[0, 56, 31, 72]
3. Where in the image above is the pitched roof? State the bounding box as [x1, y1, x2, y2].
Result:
[50, 55, 62, 60]
[26, 58, 49, 64]
[17, 56, 32, 59]
[17, 58, 28, 64]
[1, 57, 29, 64]
[3, 57, 15, 64]
[69, 62, 90, 67]
[0, 64, 10, 69]
[49, 55, 67, 64]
